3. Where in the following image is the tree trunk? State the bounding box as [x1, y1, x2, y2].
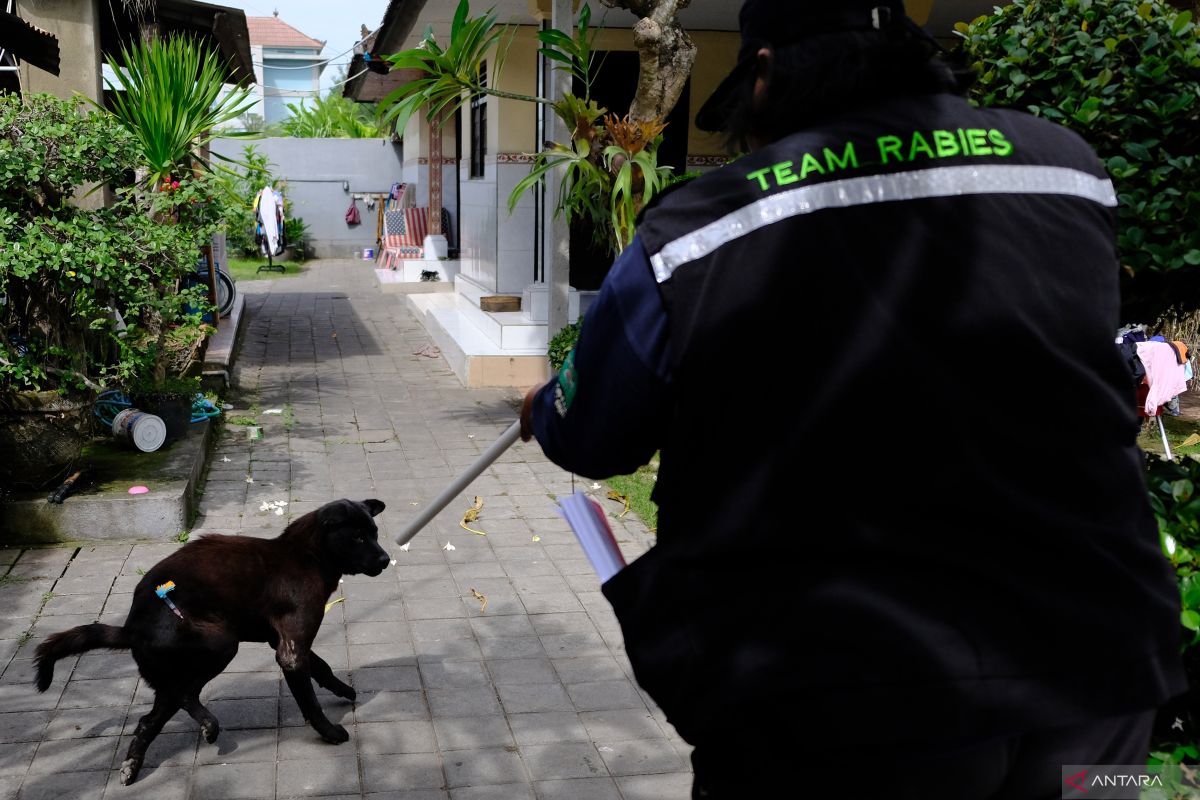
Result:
[600, 0, 696, 123]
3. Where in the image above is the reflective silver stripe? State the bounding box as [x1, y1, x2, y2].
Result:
[648, 164, 1117, 283]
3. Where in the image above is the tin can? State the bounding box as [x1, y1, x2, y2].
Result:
[112, 408, 167, 453]
[246, 425, 263, 441]
[363, 248, 375, 260]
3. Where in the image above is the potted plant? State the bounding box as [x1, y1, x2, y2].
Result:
[283, 217, 310, 261]
[0, 94, 208, 488]
[127, 374, 200, 443]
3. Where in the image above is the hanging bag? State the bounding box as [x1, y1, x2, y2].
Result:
[345, 199, 361, 226]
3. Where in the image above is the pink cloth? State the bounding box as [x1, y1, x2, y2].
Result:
[1136, 341, 1188, 415]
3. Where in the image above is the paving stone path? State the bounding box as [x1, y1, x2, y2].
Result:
[0, 260, 691, 800]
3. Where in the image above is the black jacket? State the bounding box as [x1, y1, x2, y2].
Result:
[543, 92, 1185, 751]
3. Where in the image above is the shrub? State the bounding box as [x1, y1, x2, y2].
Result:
[0, 93, 208, 394]
[959, 0, 1200, 321]
[547, 320, 582, 372]
[1145, 453, 1200, 755]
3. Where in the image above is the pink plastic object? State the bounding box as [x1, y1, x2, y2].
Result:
[128, 486, 150, 495]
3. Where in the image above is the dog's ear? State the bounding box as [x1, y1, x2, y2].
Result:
[361, 499, 386, 517]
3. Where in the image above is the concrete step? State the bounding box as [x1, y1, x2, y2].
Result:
[0, 420, 214, 543]
[407, 293, 547, 388]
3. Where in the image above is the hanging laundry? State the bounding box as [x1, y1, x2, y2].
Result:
[254, 186, 285, 257]
[1135, 340, 1188, 415]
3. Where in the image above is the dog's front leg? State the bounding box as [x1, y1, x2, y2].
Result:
[276, 636, 349, 744]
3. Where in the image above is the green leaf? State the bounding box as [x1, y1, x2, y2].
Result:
[1124, 141, 1152, 160]
[1172, 10, 1192, 36]
[1183, 250, 1200, 266]
[1181, 609, 1199, 631]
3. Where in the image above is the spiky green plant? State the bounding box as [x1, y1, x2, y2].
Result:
[101, 36, 256, 186]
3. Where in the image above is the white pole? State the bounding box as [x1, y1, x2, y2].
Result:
[1158, 415, 1173, 460]
[393, 420, 523, 546]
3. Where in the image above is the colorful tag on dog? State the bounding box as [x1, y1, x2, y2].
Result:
[155, 581, 184, 620]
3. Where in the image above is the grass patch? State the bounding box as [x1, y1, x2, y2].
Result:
[1137, 413, 1200, 459]
[282, 403, 294, 431]
[225, 257, 307, 283]
[605, 454, 660, 532]
[226, 416, 257, 426]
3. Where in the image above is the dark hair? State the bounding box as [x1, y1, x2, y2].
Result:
[722, 24, 976, 152]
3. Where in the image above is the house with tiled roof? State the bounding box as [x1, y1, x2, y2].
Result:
[247, 12, 326, 124]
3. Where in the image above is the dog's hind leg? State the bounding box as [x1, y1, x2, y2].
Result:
[181, 638, 237, 744]
[120, 691, 182, 785]
[308, 651, 355, 701]
[183, 694, 220, 744]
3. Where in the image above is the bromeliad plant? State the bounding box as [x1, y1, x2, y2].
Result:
[381, 0, 674, 255]
[101, 35, 255, 187]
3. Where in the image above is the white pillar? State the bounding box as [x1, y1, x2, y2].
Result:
[547, 0, 574, 338]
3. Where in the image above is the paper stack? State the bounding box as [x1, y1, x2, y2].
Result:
[557, 491, 626, 582]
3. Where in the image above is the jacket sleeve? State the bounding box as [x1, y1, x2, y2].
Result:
[530, 236, 672, 479]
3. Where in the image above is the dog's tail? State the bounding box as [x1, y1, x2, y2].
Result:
[34, 624, 130, 692]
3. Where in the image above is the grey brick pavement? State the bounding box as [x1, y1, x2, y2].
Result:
[0, 260, 692, 799]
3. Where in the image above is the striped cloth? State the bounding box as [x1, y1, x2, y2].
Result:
[379, 207, 437, 268]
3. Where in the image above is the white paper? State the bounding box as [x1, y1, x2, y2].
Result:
[556, 491, 626, 582]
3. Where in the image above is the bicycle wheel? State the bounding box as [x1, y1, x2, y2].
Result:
[216, 269, 236, 317]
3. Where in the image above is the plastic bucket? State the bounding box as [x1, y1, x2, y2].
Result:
[112, 408, 167, 453]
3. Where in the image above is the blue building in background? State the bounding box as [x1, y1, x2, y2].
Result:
[247, 12, 325, 124]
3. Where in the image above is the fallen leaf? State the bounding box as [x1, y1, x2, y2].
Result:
[323, 596, 345, 613]
[400, 542, 411, 551]
[531, 534, 541, 542]
[221, 457, 231, 463]
[443, 542, 456, 551]
[245, 476, 254, 484]
[460, 496, 487, 535]
[606, 490, 631, 518]
[470, 588, 488, 614]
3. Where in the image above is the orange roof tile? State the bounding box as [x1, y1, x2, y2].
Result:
[247, 16, 324, 50]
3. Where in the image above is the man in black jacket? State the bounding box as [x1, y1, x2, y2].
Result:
[521, 2, 1185, 796]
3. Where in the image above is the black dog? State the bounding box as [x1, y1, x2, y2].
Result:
[34, 498, 391, 785]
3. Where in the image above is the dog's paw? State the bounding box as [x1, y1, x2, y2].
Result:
[320, 723, 349, 744]
[331, 682, 356, 702]
[201, 719, 220, 744]
[119, 757, 141, 786]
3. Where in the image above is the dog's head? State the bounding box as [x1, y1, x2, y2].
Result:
[317, 498, 391, 577]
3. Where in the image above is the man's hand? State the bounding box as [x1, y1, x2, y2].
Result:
[520, 382, 548, 442]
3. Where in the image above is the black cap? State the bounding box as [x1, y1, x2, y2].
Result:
[696, 0, 910, 133]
